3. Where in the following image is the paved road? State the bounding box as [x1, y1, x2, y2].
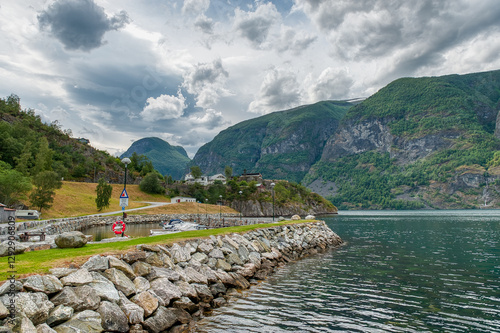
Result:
[86, 201, 173, 216]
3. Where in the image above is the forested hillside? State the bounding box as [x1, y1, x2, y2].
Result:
[191, 101, 353, 183]
[304, 70, 500, 209]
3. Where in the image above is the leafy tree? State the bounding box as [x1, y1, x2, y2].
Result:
[140, 172, 164, 194]
[224, 165, 233, 180]
[14, 142, 33, 176]
[95, 177, 112, 211]
[29, 170, 62, 212]
[0, 161, 32, 206]
[190, 165, 202, 179]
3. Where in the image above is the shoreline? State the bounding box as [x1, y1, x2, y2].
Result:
[0, 221, 342, 332]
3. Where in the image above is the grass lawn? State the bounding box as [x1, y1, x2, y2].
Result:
[1, 220, 315, 281]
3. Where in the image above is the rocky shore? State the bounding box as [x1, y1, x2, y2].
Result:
[0, 221, 342, 332]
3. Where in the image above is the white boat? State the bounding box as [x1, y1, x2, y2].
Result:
[150, 219, 207, 236]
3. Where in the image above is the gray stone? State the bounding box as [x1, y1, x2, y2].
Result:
[305, 214, 315, 219]
[172, 297, 198, 314]
[3, 292, 54, 325]
[149, 278, 182, 306]
[131, 291, 158, 317]
[0, 280, 22, 296]
[73, 285, 100, 311]
[182, 267, 208, 284]
[170, 308, 191, 324]
[52, 310, 103, 333]
[190, 252, 208, 264]
[143, 307, 178, 333]
[237, 244, 250, 262]
[108, 256, 136, 280]
[48, 268, 77, 279]
[0, 301, 8, 319]
[146, 266, 180, 282]
[197, 241, 213, 254]
[54, 231, 87, 248]
[174, 281, 198, 300]
[122, 251, 146, 264]
[87, 272, 120, 303]
[49, 287, 80, 310]
[144, 252, 163, 267]
[192, 284, 213, 304]
[81, 255, 109, 272]
[0, 240, 28, 257]
[60, 269, 93, 286]
[98, 301, 129, 332]
[208, 248, 224, 259]
[117, 291, 144, 325]
[131, 261, 151, 277]
[169, 244, 191, 263]
[199, 266, 218, 284]
[133, 277, 150, 294]
[209, 282, 227, 297]
[128, 324, 147, 333]
[229, 272, 251, 289]
[216, 259, 232, 272]
[226, 252, 244, 266]
[132, 261, 151, 276]
[213, 269, 237, 287]
[46, 305, 73, 327]
[104, 268, 136, 297]
[213, 297, 226, 308]
[9, 311, 37, 333]
[37, 323, 57, 333]
[237, 263, 258, 277]
[23, 275, 63, 294]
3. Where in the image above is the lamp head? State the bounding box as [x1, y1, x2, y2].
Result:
[121, 158, 131, 166]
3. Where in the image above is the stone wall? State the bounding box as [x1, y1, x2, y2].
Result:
[0, 221, 342, 332]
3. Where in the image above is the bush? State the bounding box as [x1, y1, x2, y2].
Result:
[140, 173, 165, 194]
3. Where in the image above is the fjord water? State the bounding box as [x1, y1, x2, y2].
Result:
[195, 210, 500, 332]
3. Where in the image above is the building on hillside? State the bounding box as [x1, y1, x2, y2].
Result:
[77, 138, 90, 144]
[171, 196, 196, 203]
[0, 203, 16, 223]
[16, 210, 40, 220]
[239, 170, 263, 183]
[184, 173, 226, 185]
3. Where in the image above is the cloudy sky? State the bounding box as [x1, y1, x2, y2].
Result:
[2, 0, 500, 157]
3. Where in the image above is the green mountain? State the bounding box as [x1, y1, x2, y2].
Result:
[304, 69, 500, 209]
[191, 101, 353, 182]
[120, 137, 190, 180]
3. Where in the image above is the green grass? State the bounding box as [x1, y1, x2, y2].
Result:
[1, 220, 316, 281]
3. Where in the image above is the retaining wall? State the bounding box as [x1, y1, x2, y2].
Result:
[0, 221, 342, 332]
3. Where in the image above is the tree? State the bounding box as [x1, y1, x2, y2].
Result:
[190, 165, 202, 179]
[95, 177, 112, 211]
[29, 171, 62, 212]
[14, 142, 33, 176]
[140, 173, 164, 194]
[33, 137, 53, 175]
[0, 162, 32, 207]
[224, 165, 233, 180]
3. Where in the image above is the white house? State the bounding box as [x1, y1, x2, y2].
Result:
[171, 196, 197, 203]
[0, 203, 16, 223]
[184, 173, 226, 185]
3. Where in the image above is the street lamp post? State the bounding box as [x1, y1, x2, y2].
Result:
[270, 182, 275, 222]
[205, 198, 208, 221]
[239, 190, 243, 221]
[219, 195, 222, 225]
[120, 158, 131, 237]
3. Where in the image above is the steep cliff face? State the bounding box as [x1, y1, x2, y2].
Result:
[305, 70, 500, 209]
[192, 101, 352, 182]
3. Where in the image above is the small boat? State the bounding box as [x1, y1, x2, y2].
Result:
[155, 219, 207, 233]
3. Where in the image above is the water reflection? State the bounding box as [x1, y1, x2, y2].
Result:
[195, 210, 500, 333]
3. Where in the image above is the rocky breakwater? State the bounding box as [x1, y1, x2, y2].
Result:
[0, 221, 342, 332]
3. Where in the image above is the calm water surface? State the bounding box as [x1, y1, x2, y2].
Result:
[195, 210, 500, 332]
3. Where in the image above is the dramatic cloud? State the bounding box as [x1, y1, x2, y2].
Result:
[182, 0, 210, 15]
[276, 26, 317, 55]
[195, 14, 215, 34]
[188, 108, 229, 130]
[140, 91, 186, 121]
[38, 0, 130, 51]
[249, 68, 300, 114]
[182, 59, 229, 108]
[307, 67, 354, 102]
[233, 2, 280, 48]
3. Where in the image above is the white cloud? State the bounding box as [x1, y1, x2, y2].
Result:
[140, 90, 186, 121]
[182, 0, 210, 15]
[233, 2, 280, 48]
[307, 67, 354, 102]
[248, 68, 300, 114]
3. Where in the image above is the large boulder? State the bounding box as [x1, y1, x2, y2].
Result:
[0, 240, 28, 257]
[55, 232, 87, 249]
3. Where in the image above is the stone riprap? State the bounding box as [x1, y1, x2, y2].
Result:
[0, 221, 342, 333]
